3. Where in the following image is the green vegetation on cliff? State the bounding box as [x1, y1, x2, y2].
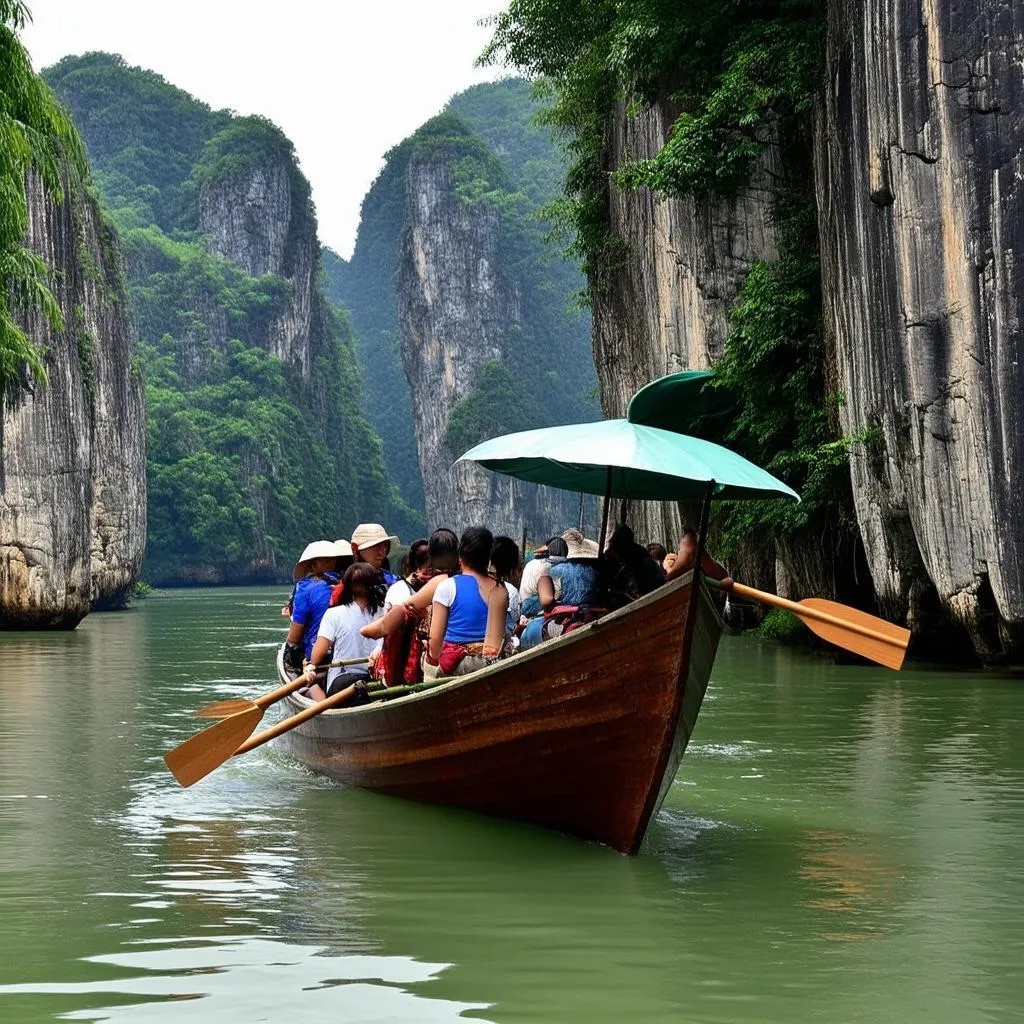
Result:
[485, 2, 863, 567]
[329, 78, 597, 496]
[1, 1, 87, 388]
[45, 51, 413, 582]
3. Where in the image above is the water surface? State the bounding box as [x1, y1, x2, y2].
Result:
[1, 588, 1021, 1022]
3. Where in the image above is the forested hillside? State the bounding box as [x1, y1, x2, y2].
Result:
[484, 0, 1024, 663]
[44, 53, 417, 584]
[325, 78, 597, 518]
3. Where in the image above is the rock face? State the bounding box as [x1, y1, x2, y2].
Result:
[593, 99, 779, 550]
[1, 172, 146, 627]
[817, 0, 1024, 661]
[398, 155, 576, 536]
[199, 154, 317, 378]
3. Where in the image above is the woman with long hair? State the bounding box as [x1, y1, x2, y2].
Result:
[360, 528, 459, 685]
[301, 562, 385, 701]
[427, 527, 508, 678]
[490, 534, 522, 639]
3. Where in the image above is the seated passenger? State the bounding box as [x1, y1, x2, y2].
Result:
[385, 537, 430, 610]
[603, 524, 665, 601]
[665, 529, 731, 585]
[301, 563, 385, 701]
[489, 535, 522, 641]
[351, 522, 400, 586]
[520, 536, 567, 617]
[647, 542, 668, 566]
[361, 528, 459, 641]
[520, 533, 599, 650]
[372, 535, 434, 687]
[327, 539, 355, 606]
[284, 540, 343, 670]
[519, 538, 551, 609]
[426, 527, 508, 678]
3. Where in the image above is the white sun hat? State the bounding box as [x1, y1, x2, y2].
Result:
[565, 534, 600, 560]
[350, 523, 398, 552]
[293, 540, 344, 581]
[333, 539, 354, 558]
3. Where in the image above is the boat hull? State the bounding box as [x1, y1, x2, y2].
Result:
[273, 573, 723, 854]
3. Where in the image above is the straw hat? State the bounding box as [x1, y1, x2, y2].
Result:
[293, 540, 344, 581]
[565, 534, 600, 560]
[333, 539, 354, 558]
[351, 523, 398, 551]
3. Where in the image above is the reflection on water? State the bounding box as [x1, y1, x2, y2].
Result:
[2, 589, 1024, 1022]
[3, 936, 481, 1022]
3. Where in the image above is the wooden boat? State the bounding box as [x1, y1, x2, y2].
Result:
[271, 570, 723, 855]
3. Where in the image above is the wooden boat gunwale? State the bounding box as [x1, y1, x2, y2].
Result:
[277, 569, 699, 714]
[270, 569, 723, 854]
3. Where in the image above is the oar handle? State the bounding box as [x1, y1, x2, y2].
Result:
[318, 656, 372, 670]
[254, 676, 306, 709]
[708, 578, 904, 649]
[234, 683, 358, 755]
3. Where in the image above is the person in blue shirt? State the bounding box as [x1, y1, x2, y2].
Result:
[283, 540, 343, 670]
[351, 522, 400, 586]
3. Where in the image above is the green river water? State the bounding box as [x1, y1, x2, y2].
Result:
[1, 587, 1022, 1022]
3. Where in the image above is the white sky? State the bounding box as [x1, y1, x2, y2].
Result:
[23, 0, 509, 258]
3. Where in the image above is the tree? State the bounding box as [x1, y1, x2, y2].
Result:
[0, 0, 88, 387]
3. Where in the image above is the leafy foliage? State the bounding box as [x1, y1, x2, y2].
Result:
[46, 51, 414, 581]
[447, 361, 553, 458]
[755, 607, 811, 644]
[1, 1, 88, 387]
[43, 50, 230, 232]
[330, 81, 598, 510]
[131, 229, 407, 581]
[484, 1, 869, 570]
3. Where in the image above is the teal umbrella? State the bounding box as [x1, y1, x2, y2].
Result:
[626, 369, 735, 436]
[458, 417, 798, 503]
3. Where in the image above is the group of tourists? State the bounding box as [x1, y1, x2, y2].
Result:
[284, 520, 730, 706]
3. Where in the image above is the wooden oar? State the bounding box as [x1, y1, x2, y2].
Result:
[194, 657, 371, 718]
[164, 705, 266, 788]
[706, 578, 910, 671]
[167, 681, 363, 787]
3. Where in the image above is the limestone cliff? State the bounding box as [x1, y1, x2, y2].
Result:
[398, 153, 579, 536]
[593, 99, 780, 554]
[1, 171, 146, 627]
[198, 140, 317, 377]
[817, 0, 1024, 661]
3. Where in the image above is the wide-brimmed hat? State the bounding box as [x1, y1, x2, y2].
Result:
[351, 523, 398, 551]
[333, 539, 354, 558]
[293, 540, 344, 580]
[565, 534, 600, 560]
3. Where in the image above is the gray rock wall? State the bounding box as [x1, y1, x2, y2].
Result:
[200, 157, 317, 377]
[593, 99, 780, 554]
[398, 156, 576, 536]
[1, 171, 146, 627]
[817, 0, 1024, 660]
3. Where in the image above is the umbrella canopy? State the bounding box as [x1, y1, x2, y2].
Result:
[626, 369, 734, 432]
[458, 418, 799, 503]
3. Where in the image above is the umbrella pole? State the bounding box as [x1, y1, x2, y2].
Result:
[693, 480, 715, 582]
[598, 466, 612, 555]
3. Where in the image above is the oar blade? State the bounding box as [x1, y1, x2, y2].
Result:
[164, 705, 264, 787]
[195, 698, 256, 719]
[798, 598, 910, 671]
